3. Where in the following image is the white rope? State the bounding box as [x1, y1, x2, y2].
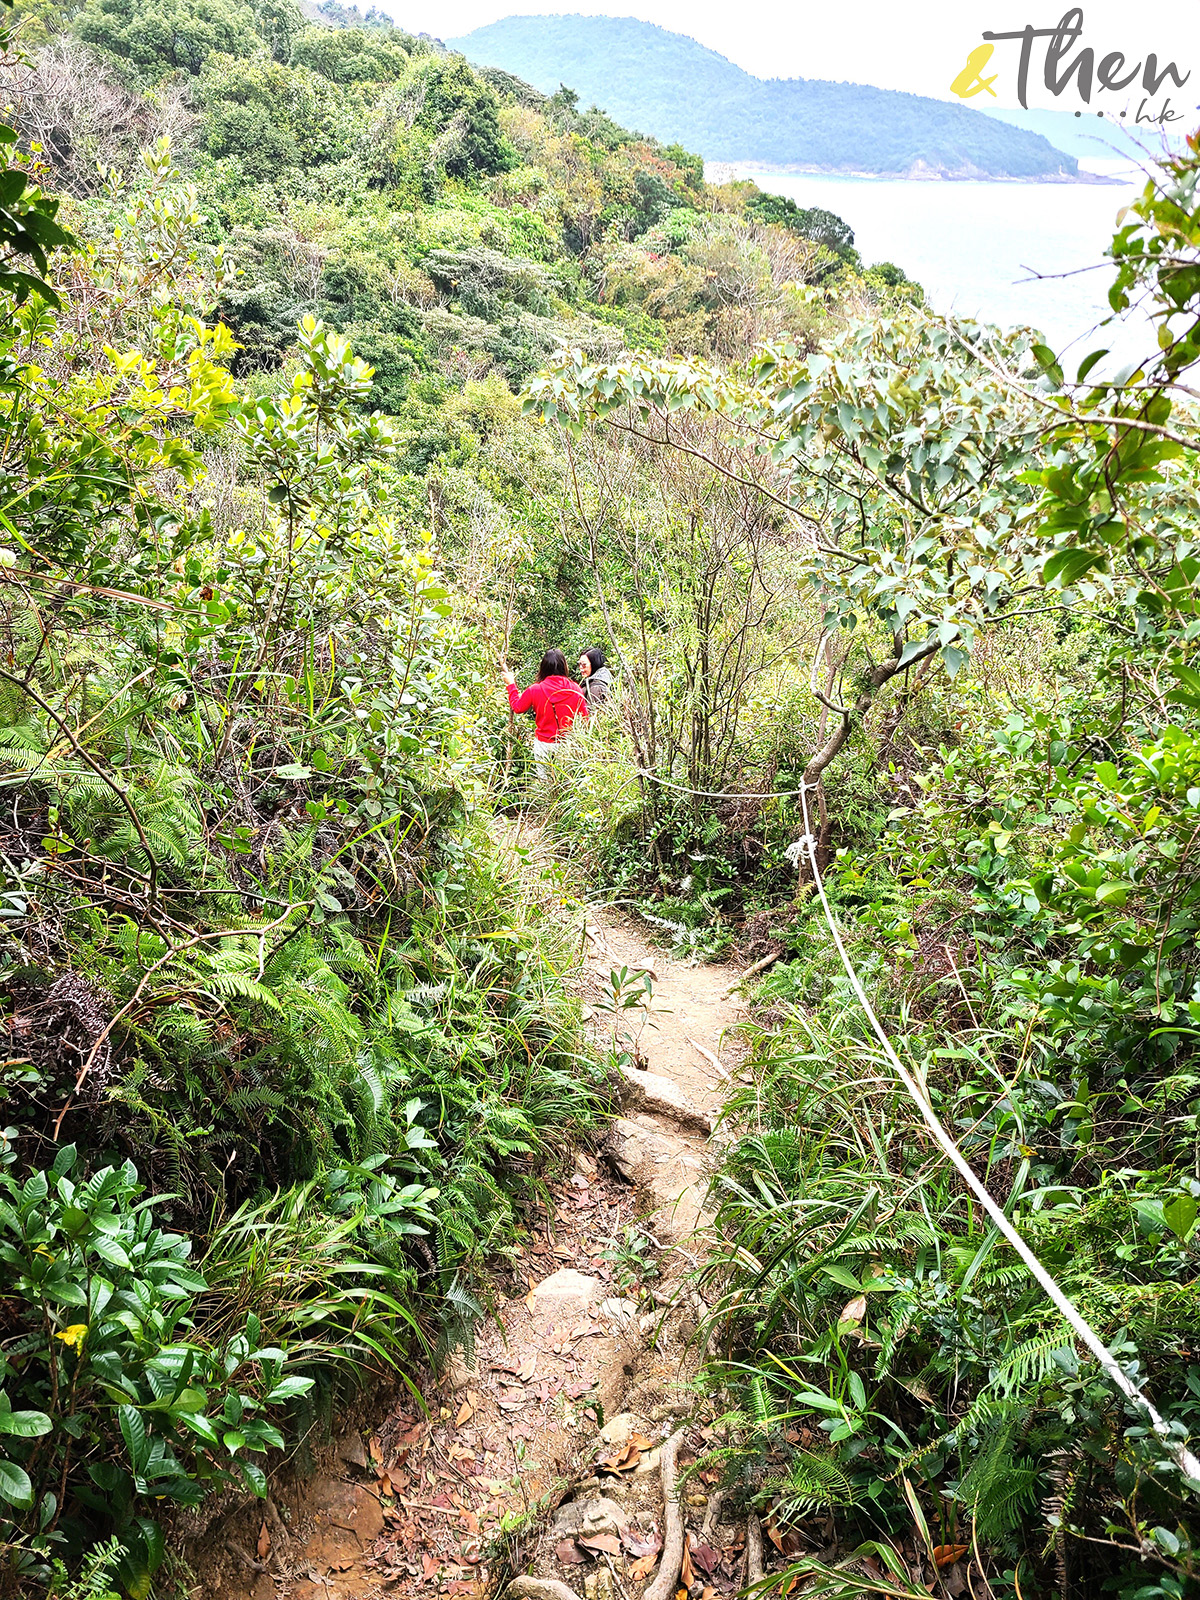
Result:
[793, 783, 1200, 1484]
[636, 768, 807, 801]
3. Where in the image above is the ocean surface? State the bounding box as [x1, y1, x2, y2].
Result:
[712, 160, 1156, 374]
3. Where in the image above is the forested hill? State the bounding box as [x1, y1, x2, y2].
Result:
[447, 13, 1082, 179]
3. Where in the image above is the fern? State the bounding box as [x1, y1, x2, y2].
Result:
[991, 1327, 1073, 1398]
[770, 1449, 858, 1514]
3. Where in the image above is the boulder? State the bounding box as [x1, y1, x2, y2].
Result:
[527, 1269, 603, 1334]
[617, 1064, 712, 1134]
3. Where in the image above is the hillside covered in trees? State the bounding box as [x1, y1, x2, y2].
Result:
[448, 14, 1083, 179]
[0, 0, 1197, 1597]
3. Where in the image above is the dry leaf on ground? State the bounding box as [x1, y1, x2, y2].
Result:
[933, 1544, 970, 1569]
[556, 1540, 586, 1565]
[579, 1534, 623, 1557]
[689, 1541, 720, 1576]
[622, 1527, 662, 1559]
[680, 1537, 695, 1588]
[256, 1523, 270, 1560]
[597, 1441, 641, 1475]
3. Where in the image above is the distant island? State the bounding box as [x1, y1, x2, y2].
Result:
[446, 13, 1100, 181]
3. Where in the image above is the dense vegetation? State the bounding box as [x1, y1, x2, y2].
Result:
[448, 15, 1081, 179]
[0, 0, 928, 1594]
[528, 132, 1200, 1597]
[0, 0, 1195, 1596]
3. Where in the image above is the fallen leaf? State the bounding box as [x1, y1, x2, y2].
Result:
[525, 1286, 538, 1312]
[455, 1399, 474, 1427]
[780, 1576, 797, 1597]
[629, 1554, 659, 1582]
[597, 1441, 641, 1475]
[579, 1534, 623, 1557]
[256, 1522, 270, 1561]
[369, 1435, 384, 1463]
[622, 1528, 662, 1559]
[519, 1354, 537, 1381]
[565, 1381, 593, 1400]
[690, 1542, 720, 1577]
[680, 1537, 695, 1589]
[765, 1523, 785, 1555]
[933, 1544, 970, 1569]
[556, 1540, 586, 1565]
[459, 1511, 480, 1535]
[839, 1295, 868, 1325]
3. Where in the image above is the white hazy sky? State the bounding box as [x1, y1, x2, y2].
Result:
[383, 1, 1200, 110]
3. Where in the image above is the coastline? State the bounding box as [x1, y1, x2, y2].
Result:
[705, 160, 1123, 185]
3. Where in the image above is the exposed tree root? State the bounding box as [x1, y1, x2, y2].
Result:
[224, 1537, 268, 1574]
[505, 1578, 586, 1600]
[746, 1513, 764, 1585]
[642, 1427, 688, 1600]
[701, 1487, 726, 1539]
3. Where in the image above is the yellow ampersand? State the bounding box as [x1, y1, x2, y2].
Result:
[951, 42, 999, 98]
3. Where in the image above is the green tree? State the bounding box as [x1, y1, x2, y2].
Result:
[288, 23, 410, 84]
[73, 0, 302, 76]
[416, 55, 511, 179]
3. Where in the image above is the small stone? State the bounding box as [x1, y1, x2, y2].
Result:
[598, 1297, 639, 1328]
[528, 1268, 602, 1333]
[444, 1352, 476, 1392]
[633, 1447, 661, 1477]
[597, 1413, 640, 1446]
[335, 1432, 368, 1469]
[550, 1495, 629, 1540]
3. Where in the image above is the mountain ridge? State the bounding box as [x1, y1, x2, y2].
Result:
[446, 13, 1092, 181]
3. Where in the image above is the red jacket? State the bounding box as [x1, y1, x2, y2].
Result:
[507, 675, 588, 742]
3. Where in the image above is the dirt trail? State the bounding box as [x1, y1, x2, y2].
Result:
[209, 898, 750, 1600]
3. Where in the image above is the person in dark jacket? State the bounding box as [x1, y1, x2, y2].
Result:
[578, 646, 614, 706]
[502, 648, 588, 774]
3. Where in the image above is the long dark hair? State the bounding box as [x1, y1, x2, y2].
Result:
[537, 648, 569, 681]
[583, 647, 607, 674]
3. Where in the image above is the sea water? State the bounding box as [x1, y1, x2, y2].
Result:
[713, 161, 1157, 374]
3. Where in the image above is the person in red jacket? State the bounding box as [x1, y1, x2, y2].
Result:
[503, 648, 588, 776]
